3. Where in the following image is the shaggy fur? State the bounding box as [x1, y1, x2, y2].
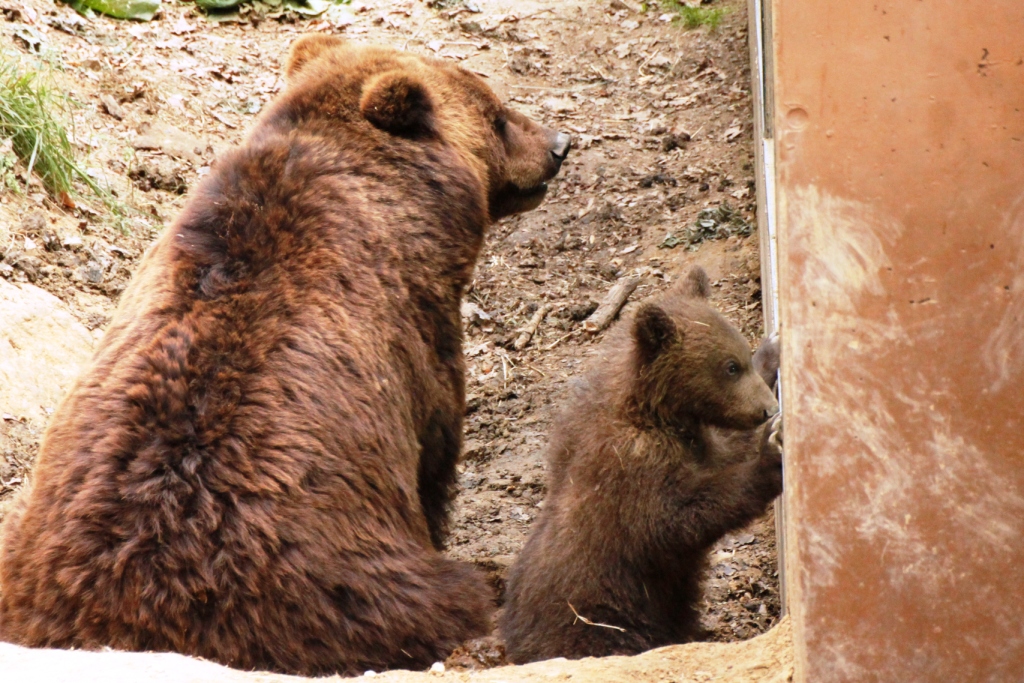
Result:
[0, 37, 569, 676]
[499, 266, 783, 663]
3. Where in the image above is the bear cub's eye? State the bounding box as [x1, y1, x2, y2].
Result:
[726, 360, 741, 377]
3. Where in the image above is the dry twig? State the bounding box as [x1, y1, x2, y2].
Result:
[542, 330, 576, 351]
[567, 602, 627, 632]
[584, 276, 640, 333]
[514, 303, 551, 351]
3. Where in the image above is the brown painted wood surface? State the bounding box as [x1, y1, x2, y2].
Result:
[772, 1, 1024, 680]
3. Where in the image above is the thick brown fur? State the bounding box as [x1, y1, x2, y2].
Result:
[499, 266, 782, 663]
[0, 37, 569, 676]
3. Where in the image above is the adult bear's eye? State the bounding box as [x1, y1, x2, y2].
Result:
[726, 360, 740, 376]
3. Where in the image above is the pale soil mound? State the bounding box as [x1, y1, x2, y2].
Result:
[0, 618, 792, 683]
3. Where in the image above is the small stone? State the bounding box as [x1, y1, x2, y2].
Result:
[662, 133, 689, 152]
[509, 507, 531, 523]
[429, 661, 445, 675]
[542, 97, 577, 114]
[465, 394, 483, 413]
[507, 54, 536, 75]
[80, 261, 105, 285]
[100, 94, 126, 121]
[644, 118, 669, 136]
[134, 121, 207, 163]
[463, 439, 487, 460]
[41, 230, 60, 251]
[639, 173, 677, 188]
[13, 255, 42, 282]
[670, 125, 694, 141]
[62, 235, 84, 250]
[460, 471, 485, 490]
[21, 211, 46, 235]
[129, 159, 187, 194]
[507, 228, 536, 246]
[460, 301, 492, 324]
[568, 301, 599, 321]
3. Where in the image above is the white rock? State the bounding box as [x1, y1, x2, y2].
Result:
[460, 301, 493, 322]
[0, 280, 93, 426]
[541, 97, 577, 114]
[62, 235, 85, 250]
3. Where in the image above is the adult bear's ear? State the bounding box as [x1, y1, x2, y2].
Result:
[360, 71, 435, 137]
[633, 303, 677, 365]
[285, 34, 348, 80]
[678, 265, 711, 299]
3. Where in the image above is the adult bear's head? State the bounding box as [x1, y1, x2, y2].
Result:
[283, 35, 571, 221]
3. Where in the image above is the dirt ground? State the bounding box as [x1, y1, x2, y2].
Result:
[0, 0, 778, 668]
[0, 617, 794, 682]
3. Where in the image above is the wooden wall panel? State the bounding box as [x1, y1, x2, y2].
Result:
[771, 1, 1024, 680]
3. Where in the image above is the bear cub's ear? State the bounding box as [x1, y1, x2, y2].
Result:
[678, 265, 711, 299]
[633, 303, 677, 365]
[285, 34, 348, 80]
[360, 71, 435, 137]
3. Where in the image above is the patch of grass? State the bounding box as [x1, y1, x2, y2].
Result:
[0, 54, 105, 202]
[677, 5, 725, 29]
[0, 137, 21, 194]
[657, 1, 727, 30]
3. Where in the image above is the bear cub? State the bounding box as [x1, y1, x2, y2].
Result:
[500, 265, 783, 663]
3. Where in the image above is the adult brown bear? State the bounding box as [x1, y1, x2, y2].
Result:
[0, 36, 569, 676]
[499, 266, 782, 663]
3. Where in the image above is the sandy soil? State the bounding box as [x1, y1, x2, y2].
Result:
[0, 617, 793, 682]
[0, 0, 778, 669]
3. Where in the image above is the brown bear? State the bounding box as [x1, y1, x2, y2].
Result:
[0, 36, 570, 676]
[499, 266, 782, 663]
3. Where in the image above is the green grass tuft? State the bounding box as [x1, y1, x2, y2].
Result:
[0, 54, 105, 201]
[677, 5, 725, 29]
[656, 1, 727, 30]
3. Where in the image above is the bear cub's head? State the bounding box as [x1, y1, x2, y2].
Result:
[284, 35, 571, 221]
[631, 266, 778, 431]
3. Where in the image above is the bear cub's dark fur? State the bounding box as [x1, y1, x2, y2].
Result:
[500, 265, 783, 663]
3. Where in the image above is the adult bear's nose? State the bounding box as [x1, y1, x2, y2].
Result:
[550, 132, 572, 163]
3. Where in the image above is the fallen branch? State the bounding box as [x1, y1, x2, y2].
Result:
[567, 602, 627, 632]
[514, 303, 551, 351]
[584, 276, 640, 333]
[542, 330, 577, 352]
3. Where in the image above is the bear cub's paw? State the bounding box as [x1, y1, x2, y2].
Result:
[757, 412, 784, 499]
